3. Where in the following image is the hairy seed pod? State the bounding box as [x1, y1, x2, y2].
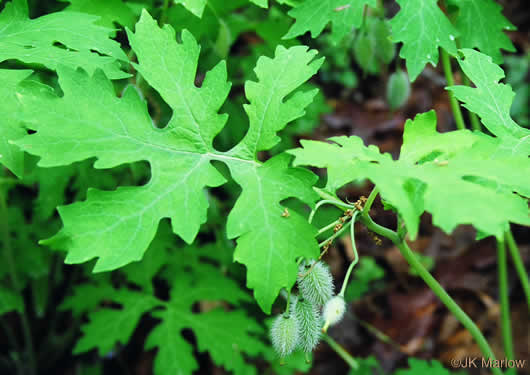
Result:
[270, 314, 299, 358]
[295, 298, 321, 352]
[297, 260, 334, 306]
[322, 295, 346, 332]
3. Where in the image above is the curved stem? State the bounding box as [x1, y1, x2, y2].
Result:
[497, 237, 514, 363]
[318, 219, 352, 248]
[160, 0, 170, 25]
[505, 229, 530, 311]
[284, 288, 292, 315]
[363, 187, 379, 213]
[309, 199, 354, 224]
[0, 189, 36, 375]
[322, 333, 359, 370]
[359, 212, 400, 244]
[339, 212, 359, 297]
[397, 240, 501, 375]
[313, 188, 501, 374]
[441, 48, 466, 130]
[313, 188, 345, 207]
[317, 218, 343, 235]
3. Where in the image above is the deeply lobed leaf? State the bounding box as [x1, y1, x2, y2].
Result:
[0, 0, 128, 79]
[13, 10, 322, 312]
[58, 0, 136, 29]
[448, 0, 515, 63]
[284, 0, 376, 42]
[69, 248, 263, 375]
[389, 0, 458, 81]
[447, 48, 530, 152]
[289, 110, 530, 239]
[0, 69, 32, 177]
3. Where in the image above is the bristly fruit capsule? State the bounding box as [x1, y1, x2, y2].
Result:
[294, 298, 321, 353]
[297, 260, 334, 306]
[322, 295, 346, 332]
[270, 314, 299, 359]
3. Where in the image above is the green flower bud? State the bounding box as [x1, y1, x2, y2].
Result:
[270, 314, 299, 358]
[322, 295, 346, 332]
[295, 298, 321, 353]
[297, 260, 334, 306]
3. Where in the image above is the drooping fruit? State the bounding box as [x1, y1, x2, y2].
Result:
[297, 260, 334, 306]
[294, 298, 321, 353]
[270, 313, 299, 358]
[322, 295, 346, 332]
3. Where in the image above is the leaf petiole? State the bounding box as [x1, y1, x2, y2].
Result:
[339, 212, 360, 297]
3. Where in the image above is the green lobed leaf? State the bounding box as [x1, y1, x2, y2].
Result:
[283, 0, 376, 42]
[14, 10, 322, 312]
[74, 288, 162, 355]
[250, 0, 268, 7]
[0, 0, 128, 79]
[348, 356, 382, 375]
[229, 44, 324, 158]
[73, 254, 262, 375]
[389, 0, 458, 81]
[227, 154, 320, 312]
[394, 358, 450, 375]
[58, 0, 137, 29]
[174, 0, 208, 18]
[1, 207, 53, 284]
[289, 110, 530, 239]
[448, 0, 515, 63]
[447, 48, 530, 152]
[0, 69, 32, 178]
[59, 283, 116, 317]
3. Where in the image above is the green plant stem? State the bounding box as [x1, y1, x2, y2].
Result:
[396, 240, 501, 375]
[313, 187, 342, 204]
[318, 219, 352, 248]
[322, 333, 359, 370]
[339, 212, 359, 297]
[462, 75, 482, 131]
[441, 48, 466, 130]
[0, 177, 24, 187]
[505, 230, 530, 311]
[497, 238, 515, 364]
[317, 218, 343, 235]
[363, 187, 379, 213]
[160, 0, 170, 25]
[0, 190, 37, 375]
[309, 199, 354, 224]
[352, 315, 403, 351]
[312, 188, 502, 375]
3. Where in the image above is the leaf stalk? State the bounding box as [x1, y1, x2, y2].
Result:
[497, 237, 515, 365]
[441, 48, 466, 130]
[313, 187, 502, 375]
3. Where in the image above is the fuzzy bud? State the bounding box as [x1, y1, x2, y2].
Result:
[322, 295, 346, 332]
[270, 314, 299, 358]
[294, 298, 321, 353]
[297, 260, 334, 306]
